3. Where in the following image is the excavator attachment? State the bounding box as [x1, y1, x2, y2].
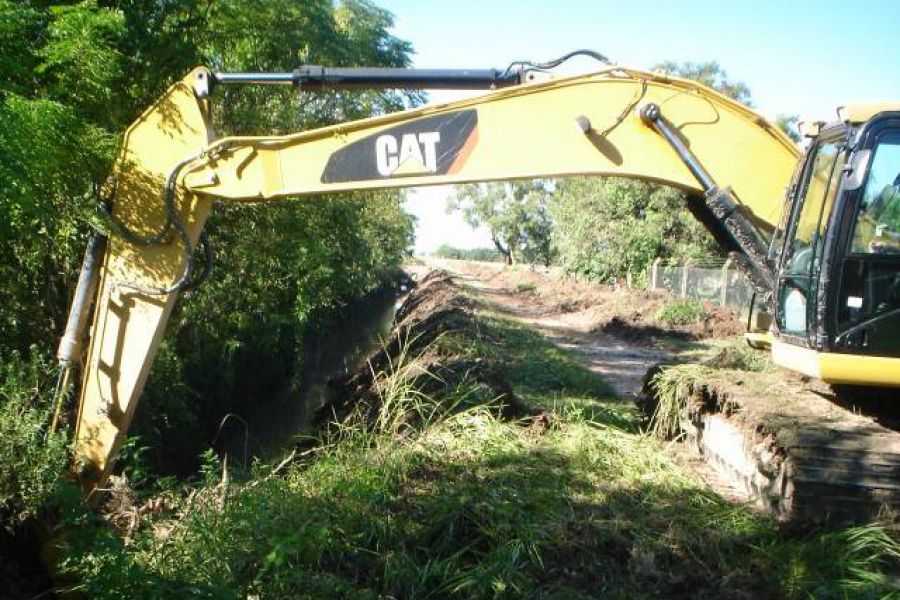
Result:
[66, 62, 804, 490]
[70, 70, 215, 489]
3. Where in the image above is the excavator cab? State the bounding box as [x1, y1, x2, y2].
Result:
[773, 107, 900, 381]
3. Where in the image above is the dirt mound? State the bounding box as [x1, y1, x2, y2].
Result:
[599, 315, 698, 345]
[321, 271, 538, 428]
[443, 260, 743, 343]
[695, 305, 745, 338]
[594, 302, 742, 345]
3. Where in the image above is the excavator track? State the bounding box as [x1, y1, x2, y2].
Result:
[646, 366, 900, 524]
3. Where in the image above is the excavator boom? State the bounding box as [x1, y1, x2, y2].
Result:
[69, 63, 801, 489]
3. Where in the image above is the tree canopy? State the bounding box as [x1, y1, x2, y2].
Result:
[0, 0, 416, 474]
[447, 181, 555, 266]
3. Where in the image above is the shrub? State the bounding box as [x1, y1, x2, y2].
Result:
[0, 350, 69, 522]
[654, 300, 706, 326]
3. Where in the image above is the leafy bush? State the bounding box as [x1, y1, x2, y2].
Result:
[0, 351, 69, 522]
[550, 177, 720, 283]
[654, 300, 706, 326]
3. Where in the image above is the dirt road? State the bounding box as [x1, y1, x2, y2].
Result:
[433, 260, 689, 398]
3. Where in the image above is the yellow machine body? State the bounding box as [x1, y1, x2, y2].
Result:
[69, 65, 899, 490]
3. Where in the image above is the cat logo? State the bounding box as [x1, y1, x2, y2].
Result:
[321, 109, 478, 183]
[375, 132, 441, 176]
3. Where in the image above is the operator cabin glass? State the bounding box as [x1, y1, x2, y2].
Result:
[835, 133, 900, 348]
[850, 136, 900, 255]
[780, 140, 845, 335]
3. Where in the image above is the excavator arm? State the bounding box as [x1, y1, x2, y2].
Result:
[65, 63, 800, 490]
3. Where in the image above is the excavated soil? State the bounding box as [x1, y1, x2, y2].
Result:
[642, 365, 900, 524]
[321, 270, 539, 427]
[441, 260, 743, 345]
[435, 259, 745, 397]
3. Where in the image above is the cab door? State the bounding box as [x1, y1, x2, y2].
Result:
[775, 137, 847, 346]
[831, 119, 900, 356]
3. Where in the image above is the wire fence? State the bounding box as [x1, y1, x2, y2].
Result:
[648, 258, 753, 314]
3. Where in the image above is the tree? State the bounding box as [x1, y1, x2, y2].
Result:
[0, 0, 418, 476]
[550, 178, 717, 283]
[652, 60, 752, 105]
[776, 114, 802, 143]
[447, 181, 554, 266]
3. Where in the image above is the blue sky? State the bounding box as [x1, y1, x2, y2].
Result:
[375, 0, 900, 253]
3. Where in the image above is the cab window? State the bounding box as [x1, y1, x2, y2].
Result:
[850, 135, 900, 255]
[779, 140, 845, 335]
[784, 141, 843, 273]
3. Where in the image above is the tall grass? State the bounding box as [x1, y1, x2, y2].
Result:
[645, 365, 705, 440]
[61, 309, 900, 598]
[0, 350, 69, 522]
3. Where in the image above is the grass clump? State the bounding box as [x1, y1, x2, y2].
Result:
[514, 282, 537, 293]
[704, 338, 774, 372]
[645, 365, 709, 440]
[61, 292, 900, 599]
[0, 350, 69, 523]
[654, 299, 705, 326]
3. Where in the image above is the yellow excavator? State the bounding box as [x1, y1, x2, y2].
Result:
[56, 51, 900, 491]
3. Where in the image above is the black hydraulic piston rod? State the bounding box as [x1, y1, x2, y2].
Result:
[638, 102, 776, 294]
[213, 66, 523, 90]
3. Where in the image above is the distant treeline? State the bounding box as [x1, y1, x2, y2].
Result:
[433, 244, 505, 262]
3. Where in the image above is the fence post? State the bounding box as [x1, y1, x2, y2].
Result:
[721, 258, 732, 307]
[650, 258, 661, 290]
[680, 259, 692, 299]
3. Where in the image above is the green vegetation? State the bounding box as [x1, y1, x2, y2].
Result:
[61, 298, 899, 598]
[0, 4, 415, 594]
[434, 244, 505, 262]
[654, 299, 706, 326]
[0, 0, 415, 493]
[447, 181, 555, 266]
[550, 179, 718, 284]
[0, 351, 70, 522]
